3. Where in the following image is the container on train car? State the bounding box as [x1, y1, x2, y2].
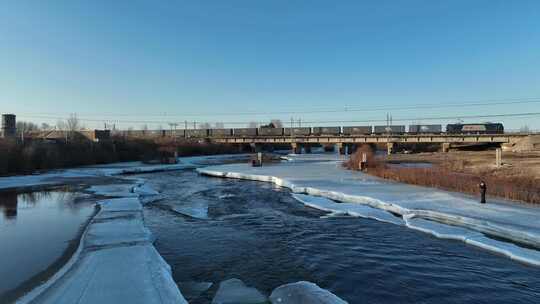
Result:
[258, 127, 284, 136]
[342, 126, 372, 135]
[185, 129, 209, 138]
[408, 124, 442, 134]
[312, 127, 341, 136]
[373, 125, 406, 134]
[446, 123, 504, 134]
[283, 127, 311, 136]
[163, 129, 185, 137]
[233, 128, 258, 137]
[209, 129, 233, 137]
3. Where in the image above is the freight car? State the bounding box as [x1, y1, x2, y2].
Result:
[233, 128, 258, 137]
[446, 123, 504, 134]
[162, 129, 186, 137]
[408, 124, 442, 134]
[185, 129, 209, 138]
[312, 127, 341, 136]
[284, 127, 312, 136]
[209, 129, 233, 137]
[342, 126, 372, 135]
[258, 127, 284, 136]
[373, 125, 406, 134]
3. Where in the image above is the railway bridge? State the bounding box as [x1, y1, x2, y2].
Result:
[210, 133, 533, 154]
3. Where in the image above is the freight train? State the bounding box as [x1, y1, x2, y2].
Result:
[116, 123, 504, 138]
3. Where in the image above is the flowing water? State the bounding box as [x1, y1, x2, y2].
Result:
[141, 170, 540, 303]
[0, 190, 95, 303]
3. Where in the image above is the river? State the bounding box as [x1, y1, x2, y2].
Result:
[139, 169, 540, 303]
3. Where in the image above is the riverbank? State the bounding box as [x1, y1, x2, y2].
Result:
[346, 149, 540, 204]
[0, 138, 243, 176]
[197, 154, 540, 266]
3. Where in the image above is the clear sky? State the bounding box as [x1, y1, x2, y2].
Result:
[1, 1, 539, 130]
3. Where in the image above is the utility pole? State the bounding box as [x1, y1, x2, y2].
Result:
[290, 117, 294, 135]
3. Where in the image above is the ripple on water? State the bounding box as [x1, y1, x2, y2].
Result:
[139, 170, 540, 304]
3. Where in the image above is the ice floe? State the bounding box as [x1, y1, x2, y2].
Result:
[212, 278, 267, 304]
[87, 184, 138, 197]
[177, 281, 213, 300]
[17, 189, 186, 304]
[269, 281, 347, 304]
[293, 193, 403, 225]
[198, 154, 540, 266]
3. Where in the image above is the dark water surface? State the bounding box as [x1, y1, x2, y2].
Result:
[0, 190, 95, 303]
[142, 170, 540, 304]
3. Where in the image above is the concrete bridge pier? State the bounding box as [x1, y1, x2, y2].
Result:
[441, 143, 451, 153]
[387, 143, 394, 155]
[336, 143, 346, 155]
[250, 143, 263, 153]
[291, 143, 302, 154]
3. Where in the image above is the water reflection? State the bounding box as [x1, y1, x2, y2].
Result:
[0, 192, 17, 219]
[0, 191, 78, 220]
[0, 190, 94, 303]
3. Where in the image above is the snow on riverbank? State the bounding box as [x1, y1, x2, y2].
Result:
[198, 154, 540, 266]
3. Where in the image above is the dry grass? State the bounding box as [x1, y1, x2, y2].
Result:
[345, 147, 540, 204]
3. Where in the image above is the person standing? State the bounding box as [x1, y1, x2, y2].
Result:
[479, 181, 487, 204]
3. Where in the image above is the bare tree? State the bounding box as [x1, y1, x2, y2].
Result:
[520, 125, 530, 133]
[16, 121, 39, 137]
[41, 123, 52, 130]
[66, 113, 81, 133]
[55, 114, 81, 142]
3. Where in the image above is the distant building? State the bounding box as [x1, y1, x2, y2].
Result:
[1, 114, 16, 138]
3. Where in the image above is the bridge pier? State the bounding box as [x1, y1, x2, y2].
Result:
[387, 143, 394, 155]
[250, 143, 263, 153]
[441, 143, 451, 153]
[336, 143, 346, 155]
[291, 143, 302, 154]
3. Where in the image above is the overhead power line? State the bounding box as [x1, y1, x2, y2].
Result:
[17, 111, 540, 126]
[14, 97, 540, 118]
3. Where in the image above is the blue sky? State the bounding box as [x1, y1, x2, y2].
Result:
[1, 1, 539, 130]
